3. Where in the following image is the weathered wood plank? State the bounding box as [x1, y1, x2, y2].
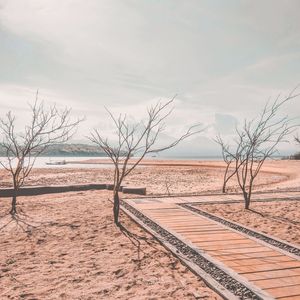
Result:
[236, 261, 300, 274]
[252, 276, 300, 289]
[226, 256, 293, 267]
[265, 284, 300, 298]
[214, 251, 287, 261]
[244, 268, 300, 280]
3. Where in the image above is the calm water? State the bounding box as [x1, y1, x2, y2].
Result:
[32, 157, 114, 169]
[0, 156, 112, 169]
[0, 155, 224, 169]
[0, 155, 285, 169]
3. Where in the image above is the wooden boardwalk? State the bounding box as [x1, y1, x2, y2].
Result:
[124, 193, 300, 299]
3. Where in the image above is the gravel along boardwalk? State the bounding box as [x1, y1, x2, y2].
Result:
[122, 193, 300, 300]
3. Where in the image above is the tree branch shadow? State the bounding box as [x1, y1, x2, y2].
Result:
[246, 207, 300, 227]
[118, 219, 189, 273]
[247, 208, 265, 217]
[0, 208, 80, 238]
[0, 211, 41, 234]
[118, 221, 193, 291]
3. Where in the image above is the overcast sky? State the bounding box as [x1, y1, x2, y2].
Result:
[0, 0, 299, 156]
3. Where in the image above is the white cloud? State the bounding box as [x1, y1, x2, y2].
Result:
[0, 0, 299, 155]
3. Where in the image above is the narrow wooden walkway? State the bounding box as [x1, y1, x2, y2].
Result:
[125, 193, 300, 300]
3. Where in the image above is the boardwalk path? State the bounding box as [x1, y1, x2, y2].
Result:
[123, 192, 300, 299]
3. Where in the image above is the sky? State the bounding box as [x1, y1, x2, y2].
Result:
[0, 0, 299, 156]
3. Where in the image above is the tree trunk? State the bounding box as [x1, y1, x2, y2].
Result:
[10, 191, 17, 215]
[222, 164, 230, 193]
[243, 191, 250, 209]
[222, 181, 226, 194]
[113, 190, 120, 226]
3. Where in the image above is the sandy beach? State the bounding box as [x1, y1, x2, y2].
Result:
[198, 200, 300, 245]
[1, 159, 298, 194]
[0, 191, 220, 300]
[1, 1, 300, 298]
[1, 159, 300, 299]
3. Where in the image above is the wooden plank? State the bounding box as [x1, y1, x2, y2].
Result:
[153, 219, 214, 223]
[146, 209, 188, 213]
[226, 256, 294, 267]
[236, 261, 300, 274]
[209, 246, 273, 255]
[155, 218, 209, 222]
[265, 284, 300, 298]
[194, 239, 255, 247]
[172, 230, 228, 236]
[199, 242, 259, 251]
[146, 211, 189, 215]
[278, 295, 300, 300]
[185, 236, 244, 243]
[161, 224, 215, 228]
[171, 228, 225, 232]
[153, 216, 208, 220]
[174, 226, 223, 230]
[244, 268, 300, 280]
[147, 214, 192, 218]
[177, 229, 229, 234]
[151, 220, 204, 224]
[252, 276, 300, 289]
[162, 224, 214, 229]
[152, 216, 210, 220]
[145, 208, 184, 211]
[214, 251, 288, 261]
[161, 225, 216, 230]
[188, 235, 246, 243]
[183, 232, 243, 238]
[135, 204, 177, 209]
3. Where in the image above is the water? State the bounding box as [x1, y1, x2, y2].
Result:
[1, 154, 287, 170]
[0, 156, 113, 169]
[0, 155, 224, 170]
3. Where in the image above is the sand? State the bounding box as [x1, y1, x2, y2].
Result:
[1, 159, 300, 299]
[1, 159, 297, 195]
[0, 191, 220, 300]
[198, 200, 300, 245]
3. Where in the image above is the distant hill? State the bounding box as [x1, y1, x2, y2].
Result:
[291, 152, 300, 160]
[0, 144, 108, 157]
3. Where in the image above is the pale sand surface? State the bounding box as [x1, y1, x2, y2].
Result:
[1, 159, 298, 195]
[197, 200, 300, 245]
[0, 159, 300, 299]
[0, 191, 220, 300]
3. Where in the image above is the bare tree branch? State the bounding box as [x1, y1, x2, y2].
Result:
[89, 97, 204, 226]
[0, 93, 83, 216]
[216, 87, 299, 208]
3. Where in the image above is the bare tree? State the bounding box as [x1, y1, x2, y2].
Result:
[89, 98, 203, 226]
[215, 135, 238, 193]
[216, 89, 299, 209]
[0, 93, 82, 216]
[164, 175, 172, 196]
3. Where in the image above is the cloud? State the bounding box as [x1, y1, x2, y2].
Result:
[0, 0, 299, 155]
[214, 113, 238, 135]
